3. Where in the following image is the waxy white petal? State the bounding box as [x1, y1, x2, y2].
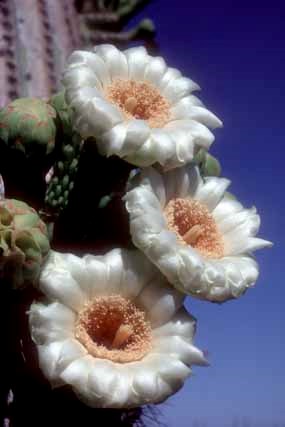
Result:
[40, 268, 87, 312]
[94, 44, 128, 80]
[153, 308, 196, 340]
[30, 228, 206, 408]
[63, 45, 221, 169]
[126, 164, 271, 302]
[29, 302, 76, 344]
[124, 46, 149, 80]
[195, 176, 231, 211]
[38, 339, 87, 385]
[144, 56, 167, 86]
[67, 50, 110, 86]
[162, 77, 200, 103]
[136, 276, 184, 327]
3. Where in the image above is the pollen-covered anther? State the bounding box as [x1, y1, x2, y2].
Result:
[164, 198, 224, 259]
[75, 295, 152, 363]
[105, 78, 171, 128]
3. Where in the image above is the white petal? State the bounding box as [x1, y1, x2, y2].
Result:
[158, 67, 182, 90]
[119, 250, 155, 299]
[83, 255, 109, 298]
[171, 245, 205, 291]
[162, 77, 200, 103]
[38, 339, 87, 385]
[213, 197, 244, 222]
[60, 355, 94, 396]
[129, 207, 166, 245]
[219, 259, 246, 298]
[140, 167, 166, 207]
[197, 256, 260, 302]
[198, 261, 229, 301]
[132, 353, 191, 403]
[56, 253, 90, 296]
[125, 184, 163, 214]
[63, 65, 101, 90]
[29, 302, 76, 345]
[231, 255, 259, 288]
[164, 128, 195, 165]
[102, 248, 124, 292]
[172, 94, 204, 108]
[156, 354, 192, 393]
[66, 86, 102, 108]
[67, 50, 110, 86]
[85, 97, 123, 136]
[152, 307, 196, 340]
[88, 360, 130, 408]
[147, 129, 175, 168]
[194, 176, 231, 211]
[136, 276, 184, 327]
[217, 207, 260, 235]
[163, 165, 201, 202]
[124, 137, 159, 167]
[40, 268, 87, 312]
[166, 119, 214, 149]
[225, 233, 272, 256]
[121, 120, 151, 157]
[171, 103, 222, 128]
[97, 122, 127, 156]
[154, 335, 208, 366]
[130, 354, 171, 404]
[124, 46, 149, 80]
[144, 56, 167, 86]
[94, 44, 128, 80]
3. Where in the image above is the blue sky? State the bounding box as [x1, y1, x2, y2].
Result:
[133, 1, 284, 426]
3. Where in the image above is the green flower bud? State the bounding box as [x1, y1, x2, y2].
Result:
[0, 199, 50, 289]
[202, 153, 221, 177]
[0, 98, 57, 157]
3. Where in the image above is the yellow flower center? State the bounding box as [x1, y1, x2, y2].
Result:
[164, 198, 224, 259]
[105, 79, 171, 128]
[75, 295, 152, 363]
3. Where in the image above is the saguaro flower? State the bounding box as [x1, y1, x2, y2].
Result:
[29, 249, 207, 408]
[62, 44, 222, 169]
[124, 166, 272, 302]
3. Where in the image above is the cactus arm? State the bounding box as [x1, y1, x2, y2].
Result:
[0, 1, 20, 107]
[0, 0, 80, 104]
[10, 0, 53, 99]
[44, 0, 81, 92]
[117, 0, 152, 22]
[88, 17, 155, 44]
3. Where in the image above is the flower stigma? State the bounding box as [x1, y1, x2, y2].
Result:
[75, 295, 152, 363]
[105, 79, 171, 128]
[164, 198, 224, 259]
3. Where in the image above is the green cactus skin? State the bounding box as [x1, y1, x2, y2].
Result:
[0, 98, 57, 157]
[0, 198, 50, 289]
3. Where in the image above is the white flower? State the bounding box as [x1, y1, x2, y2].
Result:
[62, 44, 222, 170]
[124, 166, 272, 302]
[29, 249, 207, 408]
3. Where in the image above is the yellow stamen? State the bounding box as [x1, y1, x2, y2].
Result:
[105, 78, 170, 128]
[75, 295, 152, 363]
